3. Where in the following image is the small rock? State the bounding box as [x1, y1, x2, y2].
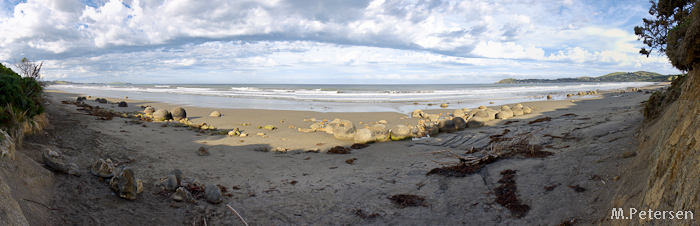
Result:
[160, 174, 179, 191]
[144, 107, 155, 115]
[109, 168, 143, 200]
[547, 94, 553, 100]
[377, 120, 388, 124]
[262, 125, 277, 130]
[240, 133, 248, 137]
[204, 184, 223, 204]
[210, 111, 221, 117]
[90, 159, 115, 178]
[440, 103, 449, 108]
[172, 187, 195, 203]
[411, 109, 427, 118]
[42, 149, 79, 175]
[198, 146, 210, 156]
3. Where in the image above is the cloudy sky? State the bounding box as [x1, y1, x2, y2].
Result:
[0, 0, 680, 84]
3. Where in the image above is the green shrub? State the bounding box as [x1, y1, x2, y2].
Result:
[643, 74, 687, 121]
[0, 64, 44, 130]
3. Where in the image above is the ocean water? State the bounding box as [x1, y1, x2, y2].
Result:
[48, 82, 654, 113]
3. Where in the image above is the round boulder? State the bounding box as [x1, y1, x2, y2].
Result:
[522, 106, 532, 114]
[390, 125, 412, 141]
[511, 106, 524, 116]
[500, 106, 511, 111]
[496, 111, 509, 119]
[467, 117, 485, 128]
[354, 128, 376, 144]
[547, 94, 553, 100]
[438, 119, 456, 133]
[478, 106, 487, 110]
[144, 107, 155, 115]
[118, 101, 128, 107]
[514, 103, 523, 108]
[473, 110, 488, 118]
[210, 111, 221, 117]
[411, 109, 427, 118]
[440, 103, 449, 108]
[452, 117, 466, 130]
[461, 108, 470, 113]
[333, 120, 356, 140]
[153, 109, 172, 121]
[453, 109, 465, 118]
[171, 107, 187, 120]
[98, 98, 108, 104]
[370, 124, 390, 142]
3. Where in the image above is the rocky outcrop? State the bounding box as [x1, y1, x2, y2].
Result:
[613, 69, 700, 226]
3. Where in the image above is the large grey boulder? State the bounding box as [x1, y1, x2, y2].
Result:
[390, 125, 412, 141]
[453, 117, 466, 130]
[438, 118, 456, 133]
[453, 109, 465, 117]
[171, 107, 187, 120]
[153, 109, 172, 121]
[467, 117, 485, 128]
[511, 106, 524, 116]
[333, 120, 356, 140]
[369, 124, 390, 142]
[354, 128, 376, 144]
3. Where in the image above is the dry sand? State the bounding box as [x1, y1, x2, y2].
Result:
[9, 86, 665, 225]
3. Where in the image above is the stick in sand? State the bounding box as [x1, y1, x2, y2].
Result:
[226, 204, 249, 226]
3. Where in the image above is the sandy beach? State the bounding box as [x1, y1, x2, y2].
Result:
[4, 86, 664, 225]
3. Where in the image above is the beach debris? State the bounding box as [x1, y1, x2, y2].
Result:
[90, 158, 116, 178]
[333, 120, 357, 140]
[390, 125, 412, 141]
[226, 204, 250, 226]
[369, 124, 390, 142]
[567, 184, 587, 193]
[117, 101, 128, 107]
[350, 143, 369, 149]
[42, 149, 79, 175]
[547, 94, 553, 100]
[411, 109, 428, 118]
[495, 169, 530, 218]
[388, 194, 428, 208]
[354, 209, 380, 219]
[198, 146, 210, 156]
[345, 158, 357, 164]
[204, 184, 223, 204]
[440, 103, 449, 108]
[262, 125, 277, 130]
[109, 168, 144, 200]
[209, 111, 221, 117]
[171, 187, 196, 203]
[327, 146, 352, 154]
[170, 107, 187, 120]
[353, 128, 375, 144]
[253, 147, 269, 152]
[528, 117, 552, 124]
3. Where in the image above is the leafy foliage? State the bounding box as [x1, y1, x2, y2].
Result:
[635, 0, 698, 71]
[0, 63, 44, 130]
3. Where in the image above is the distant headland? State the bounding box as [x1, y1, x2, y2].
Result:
[496, 71, 678, 84]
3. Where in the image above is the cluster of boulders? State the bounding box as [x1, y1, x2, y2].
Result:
[566, 90, 599, 98]
[159, 169, 223, 204]
[301, 103, 537, 144]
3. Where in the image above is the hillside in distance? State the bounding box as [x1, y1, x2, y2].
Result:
[496, 71, 678, 83]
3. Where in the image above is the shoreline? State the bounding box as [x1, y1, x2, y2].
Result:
[16, 84, 665, 225]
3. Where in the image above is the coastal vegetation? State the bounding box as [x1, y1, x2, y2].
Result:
[0, 61, 44, 140]
[495, 71, 676, 83]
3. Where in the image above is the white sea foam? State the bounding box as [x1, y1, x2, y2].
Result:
[49, 82, 655, 113]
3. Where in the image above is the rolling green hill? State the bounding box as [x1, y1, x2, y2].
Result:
[496, 71, 677, 83]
